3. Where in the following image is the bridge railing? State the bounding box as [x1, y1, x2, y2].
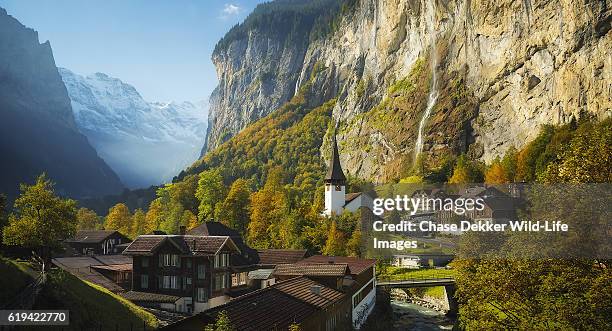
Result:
[376, 269, 455, 284]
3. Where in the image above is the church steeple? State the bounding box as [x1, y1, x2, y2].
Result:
[325, 132, 346, 184]
[324, 130, 346, 216]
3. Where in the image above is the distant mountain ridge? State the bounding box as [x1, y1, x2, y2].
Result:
[0, 7, 124, 200]
[59, 68, 208, 189]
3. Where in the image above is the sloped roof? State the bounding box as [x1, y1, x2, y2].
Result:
[325, 134, 346, 183]
[91, 264, 132, 272]
[248, 269, 275, 280]
[273, 263, 348, 277]
[162, 277, 345, 331]
[188, 222, 259, 265]
[122, 235, 239, 256]
[256, 249, 308, 265]
[66, 230, 126, 244]
[121, 291, 180, 303]
[298, 255, 376, 275]
[345, 192, 362, 203]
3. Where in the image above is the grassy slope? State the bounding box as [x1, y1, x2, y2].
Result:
[0, 256, 35, 304]
[34, 269, 158, 330]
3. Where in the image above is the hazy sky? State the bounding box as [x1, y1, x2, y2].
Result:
[0, 0, 266, 102]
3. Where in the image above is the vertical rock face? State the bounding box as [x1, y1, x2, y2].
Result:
[0, 8, 124, 199]
[203, 0, 342, 153]
[206, 0, 610, 181]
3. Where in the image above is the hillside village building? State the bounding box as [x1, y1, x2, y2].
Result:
[324, 134, 373, 216]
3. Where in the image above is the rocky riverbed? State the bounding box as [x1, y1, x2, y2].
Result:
[391, 300, 455, 330]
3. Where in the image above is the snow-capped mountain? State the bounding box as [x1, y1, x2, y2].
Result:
[59, 68, 208, 188]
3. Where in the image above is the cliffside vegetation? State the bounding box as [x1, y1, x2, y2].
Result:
[214, 0, 343, 56]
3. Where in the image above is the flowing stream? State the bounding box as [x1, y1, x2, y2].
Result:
[391, 300, 455, 330]
[414, 1, 439, 163]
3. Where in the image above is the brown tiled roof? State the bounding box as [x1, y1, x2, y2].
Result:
[66, 230, 125, 243]
[273, 263, 348, 277]
[122, 236, 165, 255]
[256, 249, 308, 265]
[298, 255, 376, 275]
[162, 277, 345, 331]
[123, 235, 238, 256]
[121, 291, 180, 303]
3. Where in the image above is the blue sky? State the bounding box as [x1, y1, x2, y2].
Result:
[0, 0, 266, 102]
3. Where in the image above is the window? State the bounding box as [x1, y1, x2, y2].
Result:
[141, 257, 149, 268]
[214, 253, 229, 268]
[161, 276, 179, 289]
[141, 275, 148, 289]
[196, 288, 207, 302]
[186, 258, 192, 269]
[232, 272, 247, 286]
[159, 254, 180, 267]
[197, 264, 206, 279]
[214, 273, 228, 290]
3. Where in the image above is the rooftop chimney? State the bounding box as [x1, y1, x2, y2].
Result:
[310, 285, 322, 295]
[179, 225, 186, 235]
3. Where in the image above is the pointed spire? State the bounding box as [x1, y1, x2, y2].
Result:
[325, 128, 346, 184]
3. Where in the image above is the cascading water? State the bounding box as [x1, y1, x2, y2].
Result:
[414, 1, 439, 163]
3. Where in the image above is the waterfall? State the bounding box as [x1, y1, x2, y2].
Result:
[414, 0, 439, 163]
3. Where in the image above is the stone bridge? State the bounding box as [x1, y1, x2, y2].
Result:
[376, 276, 458, 316]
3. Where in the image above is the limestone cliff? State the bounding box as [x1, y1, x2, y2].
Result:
[205, 0, 611, 182]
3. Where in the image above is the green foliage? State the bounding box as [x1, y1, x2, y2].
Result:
[448, 154, 484, 184]
[2, 174, 77, 252]
[205, 310, 235, 331]
[104, 203, 132, 237]
[76, 207, 102, 231]
[509, 117, 611, 183]
[214, 0, 342, 55]
[458, 117, 612, 329]
[196, 169, 227, 221]
[218, 179, 251, 235]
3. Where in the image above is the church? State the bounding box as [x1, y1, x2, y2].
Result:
[324, 133, 374, 216]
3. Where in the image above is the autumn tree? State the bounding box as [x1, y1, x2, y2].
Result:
[500, 146, 518, 181]
[484, 158, 509, 184]
[129, 209, 146, 238]
[323, 220, 346, 256]
[105, 203, 132, 236]
[217, 178, 251, 234]
[76, 208, 101, 231]
[448, 154, 483, 183]
[144, 199, 163, 234]
[196, 169, 227, 221]
[247, 168, 287, 248]
[2, 174, 77, 267]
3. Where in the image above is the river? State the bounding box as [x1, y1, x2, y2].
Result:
[390, 300, 455, 330]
